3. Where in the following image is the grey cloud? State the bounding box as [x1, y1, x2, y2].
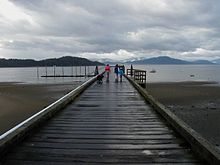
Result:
[0, 0, 220, 61]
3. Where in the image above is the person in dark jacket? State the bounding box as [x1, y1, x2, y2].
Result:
[114, 64, 119, 82]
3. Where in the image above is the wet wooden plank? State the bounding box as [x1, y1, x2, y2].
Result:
[3, 160, 202, 165]
[38, 130, 173, 136]
[6, 155, 200, 164]
[21, 142, 187, 150]
[29, 137, 184, 145]
[32, 134, 177, 140]
[47, 119, 164, 123]
[38, 126, 170, 131]
[8, 147, 193, 156]
[44, 124, 168, 128]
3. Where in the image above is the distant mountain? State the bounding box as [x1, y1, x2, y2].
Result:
[192, 60, 214, 65]
[0, 56, 104, 67]
[128, 56, 215, 65]
[129, 56, 191, 64]
[101, 61, 115, 65]
[212, 59, 220, 64]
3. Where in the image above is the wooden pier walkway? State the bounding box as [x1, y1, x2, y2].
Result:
[1, 73, 204, 164]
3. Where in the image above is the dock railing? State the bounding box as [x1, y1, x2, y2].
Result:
[127, 68, 146, 88]
[40, 65, 104, 78]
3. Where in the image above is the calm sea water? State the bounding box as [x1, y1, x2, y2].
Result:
[0, 65, 219, 84]
[128, 65, 220, 83]
[0, 66, 102, 84]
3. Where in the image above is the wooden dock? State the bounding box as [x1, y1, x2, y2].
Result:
[0, 73, 205, 164]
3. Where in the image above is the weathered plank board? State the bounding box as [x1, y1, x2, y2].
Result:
[0, 72, 204, 164]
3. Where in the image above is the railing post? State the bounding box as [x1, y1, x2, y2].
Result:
[37, 67, 39, 78]
[75, 66, 77, 76]
[45, 66, 47, 77]
[53, 65, 56, 77]
[85, 66, 86, 77]
[62, 66, 64, 77]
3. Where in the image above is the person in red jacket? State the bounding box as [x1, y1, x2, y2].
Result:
[105, 64, 111, 82]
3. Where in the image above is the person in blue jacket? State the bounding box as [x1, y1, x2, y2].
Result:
[118, 65, 124, 82]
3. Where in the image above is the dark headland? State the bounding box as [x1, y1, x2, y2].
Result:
[0, 56, 104, 67]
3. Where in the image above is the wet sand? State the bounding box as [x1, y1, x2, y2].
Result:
[0, 82, 80, 135]
[146, 81, 220, 147]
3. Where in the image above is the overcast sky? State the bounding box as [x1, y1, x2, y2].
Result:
[0, 0, 220, 62]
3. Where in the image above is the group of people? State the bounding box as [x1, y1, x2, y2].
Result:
[114, 64, 125, 82]
[96, 64, 125, 84]
[104, 64, 125, 82]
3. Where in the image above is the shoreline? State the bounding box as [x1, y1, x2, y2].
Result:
[146, 81, 220, 147]
[0, 82, 81, 135]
